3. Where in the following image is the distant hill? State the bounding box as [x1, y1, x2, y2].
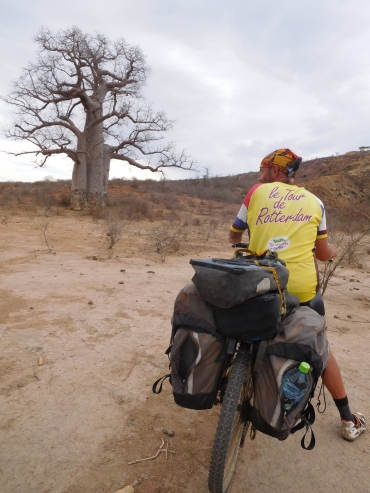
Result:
[183, 149, 370, 220]
[297, 150, 370, 219]
[1, 150, 370, 223]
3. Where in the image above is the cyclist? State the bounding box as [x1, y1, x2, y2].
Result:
[229, 148, 367, 441]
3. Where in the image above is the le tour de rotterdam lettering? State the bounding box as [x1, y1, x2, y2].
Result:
[255, 187, 312, 225]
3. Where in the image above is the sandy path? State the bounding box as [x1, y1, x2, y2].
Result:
[0, 212, 369, 493]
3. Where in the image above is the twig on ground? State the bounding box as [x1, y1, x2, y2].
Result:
[169, 439, 174, 461]
[151, 413, 160, 432]
[122, 354, 137, 383]
[1, 214, 10, 225]
[91, 372, 137, 395]
[185, 449, 207, 468]
[128, 439, 176, 465]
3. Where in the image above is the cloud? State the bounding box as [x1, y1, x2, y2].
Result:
[1, 0, 370, 182]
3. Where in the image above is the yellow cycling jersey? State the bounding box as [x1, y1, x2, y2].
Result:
[231, 182, 328, 303]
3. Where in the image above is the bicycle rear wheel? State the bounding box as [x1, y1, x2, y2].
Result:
[208, 348, 253, 493]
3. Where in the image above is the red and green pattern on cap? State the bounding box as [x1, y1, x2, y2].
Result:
[261, 148, 300, 171]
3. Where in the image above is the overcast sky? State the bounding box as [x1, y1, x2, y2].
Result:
[1, 0, 370, 182]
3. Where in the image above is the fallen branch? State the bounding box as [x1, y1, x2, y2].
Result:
[186, 449, 207, 468]
[91, 372, 137, 395]
[122, 354, 137, 383]
[128, 439, 176, 465]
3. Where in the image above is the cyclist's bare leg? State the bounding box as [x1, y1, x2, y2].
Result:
[322, 352, 346, 399]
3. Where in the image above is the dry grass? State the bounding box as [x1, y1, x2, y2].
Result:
[1, 150, 370, 242]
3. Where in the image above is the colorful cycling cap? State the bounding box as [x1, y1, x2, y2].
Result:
[260, 148, 302, 176]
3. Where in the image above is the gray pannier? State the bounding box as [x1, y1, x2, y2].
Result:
[171, 282, 220, 338]
[252, 306, 330, 448]
[170, 328, 226, 409]
[190, 251, 289, 309]
[190, 250, 295, 342]
[152, 283, 227, 410]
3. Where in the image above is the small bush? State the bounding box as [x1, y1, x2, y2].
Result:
[34, 215, 54, 252]
[57, 191, 71, 207]
[103, 211, 125, 256]
[150, 223, 183, 262]
[319, 217, 369, 295]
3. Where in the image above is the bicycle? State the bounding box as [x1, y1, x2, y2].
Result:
[153, 243, 322, 493]
[208, 336, 259, 493]
[207, 243, 325, 493]
[207, 243, 263, 493]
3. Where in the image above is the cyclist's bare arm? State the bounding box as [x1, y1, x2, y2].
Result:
[315, 237, 337, 261]
[229, 230, 244, 244]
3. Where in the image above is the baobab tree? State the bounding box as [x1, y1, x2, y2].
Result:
[2, 27, 195, 210]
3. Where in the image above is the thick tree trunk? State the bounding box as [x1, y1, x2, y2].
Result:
[70, 109, 106, 211]
[70, 90, 110, 211]
[70, 188, 87, 211]
[103, 145, 111, 195]
[85, 111, 105, 209]
[70, 150, 87, 210]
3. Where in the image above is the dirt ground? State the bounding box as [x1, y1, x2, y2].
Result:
[1, 211, 369, 493]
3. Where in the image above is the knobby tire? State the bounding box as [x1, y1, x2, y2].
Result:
[208, 348, 252, 493]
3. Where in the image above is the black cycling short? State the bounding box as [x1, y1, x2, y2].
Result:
[300, 290, 325, 316]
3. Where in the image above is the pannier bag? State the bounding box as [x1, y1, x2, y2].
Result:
[152, 283, 227, 410]
[171, 282, 220, 339]
[190, 250, 289, 309]
[213, 292, 282, 341]
[169, 328, 226, 409]
[213, 290, 299, 341]
[252, 306, 330, 449]
[213, 288, 299, 342]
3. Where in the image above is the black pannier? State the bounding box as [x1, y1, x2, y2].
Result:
[212, 292, 282, 341]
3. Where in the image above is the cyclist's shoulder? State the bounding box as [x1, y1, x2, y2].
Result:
[297, 187, 325, 209]
[244, 183, 263, 205]
[287, 184, 325, 204]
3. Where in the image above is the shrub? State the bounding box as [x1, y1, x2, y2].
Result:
[150, 223, 183, 262]
[102, 211, 125, 256]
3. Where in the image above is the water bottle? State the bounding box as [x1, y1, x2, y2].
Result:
[282, 362, 310, 411]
